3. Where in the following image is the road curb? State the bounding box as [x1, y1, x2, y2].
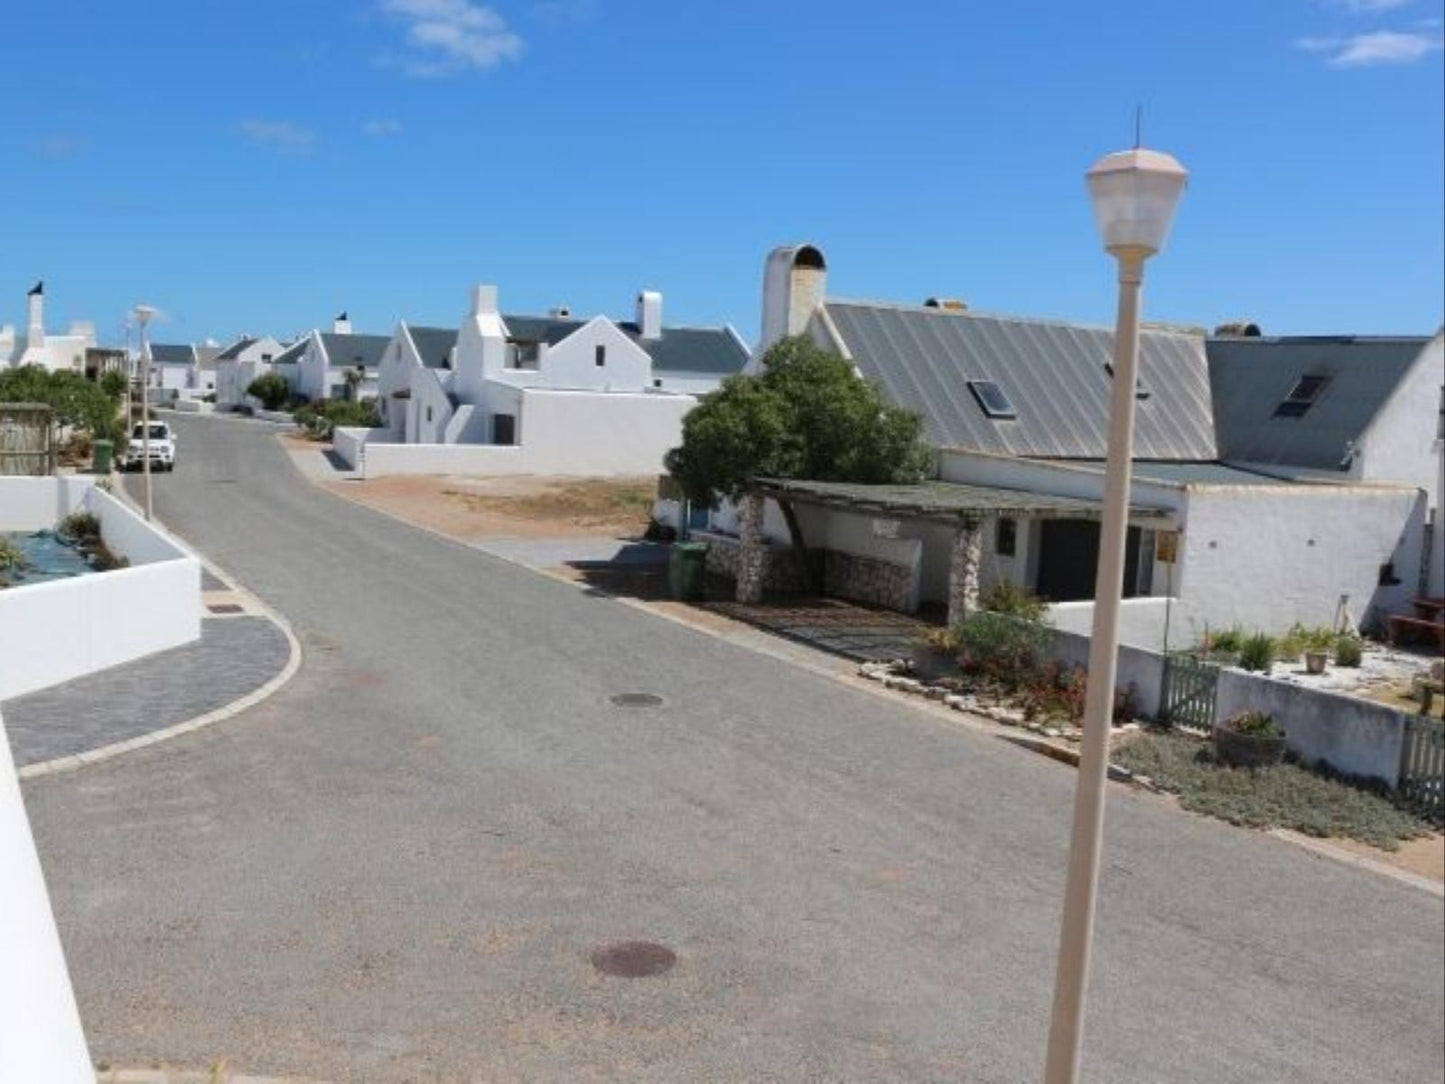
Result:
[1268, 828, 1444, 898]
[15, 483, 304, 782]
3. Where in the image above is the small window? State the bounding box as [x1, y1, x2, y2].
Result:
[1437, 385, 1443, 439]
[261, 353, 273, 362]
[968, 379, 1015, 419]
[425, 406, 432, 423]
[996, 517, 1017, 557]
[1273, 374, 1329, 418]
[1103, 362, 1150, 399]
[653, 378, 662, 388]
[492, 413, 516, 445]
[595, 345, 606, 367]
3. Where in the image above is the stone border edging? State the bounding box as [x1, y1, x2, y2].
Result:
[97, 1069, 329, 1083]
[14, 485, 304, 781]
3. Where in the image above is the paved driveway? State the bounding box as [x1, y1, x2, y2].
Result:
[22, 413, 1444, 1082]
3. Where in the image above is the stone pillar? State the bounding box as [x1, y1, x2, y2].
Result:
[948, 518, 983, 628]
[736, 492, 766, 604]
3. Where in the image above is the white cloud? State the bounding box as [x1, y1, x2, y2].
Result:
[363, 118, 404, 136]
[378, 0, 522, 76]
[239, 119, 317, 153]
[1296, 28, 1444, 65]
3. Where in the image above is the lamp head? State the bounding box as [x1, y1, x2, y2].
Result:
[132, 304, 157, 328]
[1086, 148, 1188, 257]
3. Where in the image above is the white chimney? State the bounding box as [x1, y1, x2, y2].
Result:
[759, 244, 826, 355]
[637, 290, 663, 340]
[333, 310, 352, 334]
[471, 285, 499, 316]
[26, 281, 45, 347]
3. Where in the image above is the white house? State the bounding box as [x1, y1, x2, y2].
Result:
[698, 243, 1440, 646]
[338, 284, 749, 478]
[147, 343, 218, 400]
[290, 315, 389, 403]
[214, 335, 285, 409]
[1, 281, 96, 373]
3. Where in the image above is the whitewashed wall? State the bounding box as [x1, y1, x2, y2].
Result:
[0, 479, 201, 698]
[1357, 332, 1443, 511]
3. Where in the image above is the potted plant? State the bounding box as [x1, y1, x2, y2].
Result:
[910, 626, 960, 681]
[1304, 649, 1328, 675]
[1214, 710, 1287, 768]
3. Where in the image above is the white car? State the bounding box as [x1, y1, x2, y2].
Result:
[122, 421, 177, 472]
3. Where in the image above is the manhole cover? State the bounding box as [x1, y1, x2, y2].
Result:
[207, 603, 243, 614]
[590, 940, 677, 978]
[609, 692, 664, 709]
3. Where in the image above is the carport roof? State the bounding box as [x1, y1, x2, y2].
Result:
[754, 478, 1170, 524]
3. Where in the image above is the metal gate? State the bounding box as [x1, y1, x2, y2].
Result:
[0, 403, 57, 476]
[1399, 716, 1444, 821]
[1161, 654, 1220, 732]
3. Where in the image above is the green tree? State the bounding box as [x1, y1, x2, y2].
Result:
[0, 364, 123, 441]
[665, 336, 933, 503]
[247, 371, 292, 411]
[99, 369, 128, 401]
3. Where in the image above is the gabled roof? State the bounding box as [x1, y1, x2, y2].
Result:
[406, 325, 457, 369]
[500, 313, 748, 376]
[214, 337, 258, 362]
[823, 300, 1217, 460]
[149, 343, 195, 365]
[1206, 335, 1431, 471]
[319, 332, 389, 371]
[195, 345, 223, 369]
[271, 339, 309, 366]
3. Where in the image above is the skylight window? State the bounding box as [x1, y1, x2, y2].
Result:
[1273, 374, 1329, 418]
[968, 380, 1016, 420]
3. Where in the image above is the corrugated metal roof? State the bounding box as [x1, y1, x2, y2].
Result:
[149, 343, 194, 365]
[1206, 336, 1429, 470]
[824, 300, 1217, 460]
[406, 325, 457, 369]
[320, 332, 389, 371]
[756, 477, 1170, 521]
[501, 314, 748, 376]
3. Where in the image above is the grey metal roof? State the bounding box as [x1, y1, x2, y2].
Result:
[755, 477, 1169, 522]
[214, 337, 258, 362]
[320, 333, 389, 371]
[271, 340, 308, 366]
[1206, 336, 1429, 471]
[500, 314, 748, 376]
[823, 300, 1217, 460]
[195, 345, 222, 369]
[406, 325, 457, 369]
[149, 343, 195, 365]
[1062, 460, 1291, 487]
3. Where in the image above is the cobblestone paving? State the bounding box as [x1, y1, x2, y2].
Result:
[2, 617, 289, 767]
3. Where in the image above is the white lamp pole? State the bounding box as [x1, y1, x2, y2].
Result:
[1043, 147, 1187, 1084]
[133, 305, 157, 521]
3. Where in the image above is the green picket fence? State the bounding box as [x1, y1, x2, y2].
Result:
[1161, 654, 1220, 733]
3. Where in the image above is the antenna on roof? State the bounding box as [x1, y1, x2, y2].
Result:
[1134, 104, 1142, 149]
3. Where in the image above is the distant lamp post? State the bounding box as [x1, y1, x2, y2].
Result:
[133, 304, 157, 521]
[1043, 147, 1187, 1084]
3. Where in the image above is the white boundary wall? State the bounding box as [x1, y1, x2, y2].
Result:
[0, 477, 202, 698]
[335, 388, 695, 479]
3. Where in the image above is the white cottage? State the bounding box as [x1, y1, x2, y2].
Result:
[1, 282, 96, 373]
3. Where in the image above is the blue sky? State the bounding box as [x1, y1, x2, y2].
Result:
[3, 0, 1442, 347]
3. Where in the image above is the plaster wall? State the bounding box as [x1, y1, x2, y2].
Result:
[1357, 332, 1443, 511]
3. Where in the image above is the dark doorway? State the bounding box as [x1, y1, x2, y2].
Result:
[491, 413, 516, 445]
[1035, 520, 1141, 602]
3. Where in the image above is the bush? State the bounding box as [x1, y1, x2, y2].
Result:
[0, 539, 25, 571]
[59, 510, 102, 542]
[100, 370, 128, 400]
[981, 580, 1048, 621]
[1334, 635, 1363, 668]
[247, 372, 292, 411]
[1205, 626, 1245, 654]
[0, 364, 123, 442]
[1223, 710, 1282, 739]
[1276, 622, 1338, 661]
[956, 609, 1051, 690]
[1238, 633, 1275, 672]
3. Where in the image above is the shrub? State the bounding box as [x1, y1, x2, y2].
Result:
[981, 580, 1048, 621]
[917, 626, 959, 653]
[59, 510, 102, 542]
[1276, 622, 1338, 661]
[0, 364, 123, 442]
[956, 610, 1051, 690]
[1237, 633, 1275, 672]
[1222, 710, 1283, 739]
[1206, 626, 1245, 654]
[1334, 635, 1363, 668]
[0, 539, 26, 571]
[247, 372, 292, 411]
[100, 370, 128, 400]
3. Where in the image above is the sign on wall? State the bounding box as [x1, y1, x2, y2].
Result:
[1156, 530, 1180, 564]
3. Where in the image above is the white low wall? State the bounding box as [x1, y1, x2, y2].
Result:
[0, 478, 202, 699]
[1049, 597, 1178, 653]
[171, 399, 215, 414]
[252, 408, 296, 425]
[1047, 627, 1167, 721]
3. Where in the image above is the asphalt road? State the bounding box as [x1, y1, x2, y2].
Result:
[22, 413, 1445, 1082]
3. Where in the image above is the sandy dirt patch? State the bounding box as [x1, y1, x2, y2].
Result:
[322, 474, 657, 541]
[1327, 831, 1444, 884]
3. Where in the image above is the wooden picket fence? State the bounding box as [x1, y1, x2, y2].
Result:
[0, 402, 56, 476]
[1399, 716, 1445, 821]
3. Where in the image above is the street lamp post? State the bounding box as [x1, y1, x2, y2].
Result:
[1043, 147, 1187, 1084]
[133, 304, 157, 521]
